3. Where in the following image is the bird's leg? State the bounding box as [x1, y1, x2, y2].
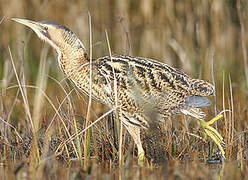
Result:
[199, 113, 225, 158]
[124, 124, 145, 166]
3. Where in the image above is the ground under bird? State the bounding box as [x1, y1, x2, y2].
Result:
[12, 18, 225, 165]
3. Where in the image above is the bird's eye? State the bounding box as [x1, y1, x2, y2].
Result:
[44, 26, 48, 31]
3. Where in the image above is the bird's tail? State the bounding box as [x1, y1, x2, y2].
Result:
[185, 96, 211, 107]
[190, 79, 215, 96]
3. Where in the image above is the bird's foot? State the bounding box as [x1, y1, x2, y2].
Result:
[199, 113, 225, 158]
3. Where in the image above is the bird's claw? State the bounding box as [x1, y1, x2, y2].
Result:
[199, 113, 225, 159]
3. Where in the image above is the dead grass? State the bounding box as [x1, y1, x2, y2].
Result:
[0, 0, 248, 179]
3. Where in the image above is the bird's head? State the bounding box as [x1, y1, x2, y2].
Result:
[12, 18, 86, 54]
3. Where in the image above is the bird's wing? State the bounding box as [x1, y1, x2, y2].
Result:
[97, 54, 193, 92]
[96, 55, 194, 113]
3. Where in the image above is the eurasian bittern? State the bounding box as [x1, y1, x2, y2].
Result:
[12, 18, 225, 165]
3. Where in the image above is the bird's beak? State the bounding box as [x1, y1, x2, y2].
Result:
[12, 18, 43, 32]
[11, 18, 50, 42]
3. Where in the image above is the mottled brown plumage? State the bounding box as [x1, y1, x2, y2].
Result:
[12, 18, 225, 164]
[95, 55, 215, 126]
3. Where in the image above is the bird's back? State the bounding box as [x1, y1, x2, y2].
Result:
[86, 55, 215, 122]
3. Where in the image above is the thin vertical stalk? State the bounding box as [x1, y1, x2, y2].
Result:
[105, 30, 122, 166]
[33, 45, 50, 177]
[8, 47, 34, 133]
[229, 75, 234, 157]
[84, 12, 93, 170]
[211, 51, 217, 116]
[222, 72, 227, 156]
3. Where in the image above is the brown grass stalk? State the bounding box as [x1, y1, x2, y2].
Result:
[105, 29, 123, 167]
[84, 12, 93, 170]
[55, 106, 119, 155]
[228, 75, 234, 157]
[8, 47, 34, 132]
[6, 84, 79, 159]
[32, 45, 50, 177]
